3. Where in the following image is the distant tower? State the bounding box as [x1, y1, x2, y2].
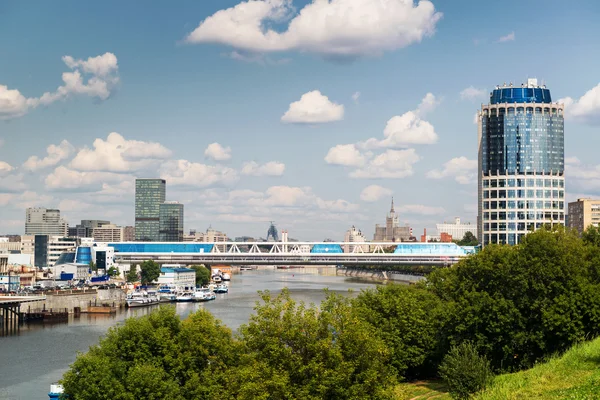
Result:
[266, 221, 279, 241]
[386, 197, 399, 241]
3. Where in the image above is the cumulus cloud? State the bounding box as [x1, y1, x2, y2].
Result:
[281, 90, 344, 124]
[360, 93, 439, 149]
[560, 83, 600, 124]
[223, 51, 291, 66]
[397, 204, 445, 215]
[0, 173, 27, 193]
[360, 185, 393, 202]
[204, 142, 232, 161]
[350, 149, 420, 179]
[324, 144, 366, 167]
[496, 32, 515, 43]
[23, 140, 75, 171]
[0, 161, 14, 176]
[426, 156, 477, 184]
[241, 161, 285, 176]
[460, 86, 487, 101]
[70, 132, 172, 172]
[352, 91, 361, 104]
[160, 160, 238, 188]
[0, 52, 119, 120]
[184, 0, 442, 59]
[45, 166, 130, 191]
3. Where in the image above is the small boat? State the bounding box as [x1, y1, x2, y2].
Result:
[214, 284, 229, 293]
[126, 290, 160, 308]
[212, 275, 222, 283]
[157, 284, 177, 302]
[194, 287, 216, 302]
[221, 272, 231, 281]
[240, 266, 253, 271]
[176, 292, 194, 302]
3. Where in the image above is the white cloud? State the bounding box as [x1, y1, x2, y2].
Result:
[496, 32, 515, 43]
[45, 166, 130, 191]
[204, 142, 232, 161]
[0, 173, 27, 193]
[560, 83, 600, 124]
[360, 185, 393, 202]
[352, 91, 361, 104]
[223, 51, 291, 66]
[160, 160, 238, 188]
[281, 90, 344, 124]
[185, 0, 442, 58]
[397, 204, 445, 215]
[0, 52, 119, 120]
[23, 140, 75, 171]
[360, 93, 439, 149]
[324, 144, 366, 167]
[426, 156, 477, 184]
[70, 132, 172, 172]
[460, 86, 487, 101]
[241, 161, 285, 176]
[0, 161, 14, 176]
[350, 149, 420, 179]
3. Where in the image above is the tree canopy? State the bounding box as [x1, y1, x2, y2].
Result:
[139, 260, 161, 285]
[190, 265, 211, 286]
[125, 267, 138, 283]
[455, 231, 478, 246]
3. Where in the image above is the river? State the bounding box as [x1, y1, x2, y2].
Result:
[0, 268, 380, 400]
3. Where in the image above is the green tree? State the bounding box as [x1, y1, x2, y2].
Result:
[455, 231, 478, 246]
[139, 260, 161, 285]
[353, 284, 445, 379]
[107, 267, 120, 277]
[190, 265, 211, 286]
[89, 261, 97, 272]
[439, 341, 493, 399]
[233, 289, 397, 399]
[61, 306, 240, 400]
[126, 267, 138, 283]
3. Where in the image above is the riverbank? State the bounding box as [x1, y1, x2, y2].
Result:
[22, 288, 126, 314]
[336, 267, 426, 284]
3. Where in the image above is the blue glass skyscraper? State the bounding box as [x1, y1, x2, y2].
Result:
[478, 79, 565, 246]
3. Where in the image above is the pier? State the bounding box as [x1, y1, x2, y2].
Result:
[0, 295, 45, 336]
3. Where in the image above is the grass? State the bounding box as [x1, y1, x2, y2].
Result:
[394, 336, 600, 400]
[474, 336, 600, 400]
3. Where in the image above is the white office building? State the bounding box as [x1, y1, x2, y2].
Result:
[157, 266, 195, 287]
[436, 217, 477, 241]
[25, 208, 68, 236]
[343, 225, 369, 252]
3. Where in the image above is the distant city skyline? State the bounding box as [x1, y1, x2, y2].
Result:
[2, 1, 600, 239]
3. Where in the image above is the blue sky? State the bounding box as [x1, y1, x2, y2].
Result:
[1, 0, 600, 240]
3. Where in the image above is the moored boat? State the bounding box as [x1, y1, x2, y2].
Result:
[176, 290, 194, 302]
[214, 283, 229, 293]
[194, 287, 216, 302]
[126, 290, 160, 308]
[221, 272, 231, 281]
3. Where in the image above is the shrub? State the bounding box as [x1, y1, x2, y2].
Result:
[439, 341, 493, 399]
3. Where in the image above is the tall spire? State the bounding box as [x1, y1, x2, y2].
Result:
[390, 197, 395, 213]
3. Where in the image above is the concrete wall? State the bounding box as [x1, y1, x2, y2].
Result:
[336, 268, 425, 284]
[25, 288, 126, 313]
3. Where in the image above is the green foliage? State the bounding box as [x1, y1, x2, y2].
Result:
[61, 306, 239, 400]
[139, 260, 161, 285]
[455, 231, 478, 246]
[89, 261, 97, 272]
[125, 267, 138, 283]
[235, 288, 397, 399]
[353, 284, 445, 379]
[439, 342, 493, 400]
[190, 265, 211, 286]
[106, 266, 120, 277]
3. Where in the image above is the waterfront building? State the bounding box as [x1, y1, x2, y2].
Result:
[159, 202, 184, 242]
[135, 178, 166, 241]
[25, 208, 68, 236]
[185, 227, 228, 251]
[373, 198, 412, 242]
[436, 217, 477, 241]
[477, 79, 565, 246]
[567, 198, 600, 235]
[92, 224, 124, 242]
[157, 266, 195, 287]
[34, 236, 78, 269]
[68, 220, 110, 238]
[343, 225, 369, 252]
[123, 226, 135, 241]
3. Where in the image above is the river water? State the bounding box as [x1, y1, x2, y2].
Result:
[0, 268, 380, 400]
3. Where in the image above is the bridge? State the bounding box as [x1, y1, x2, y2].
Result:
[0, 295, 45, 335]
[109, 242, 475, 266]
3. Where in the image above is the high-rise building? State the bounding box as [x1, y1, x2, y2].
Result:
[478, 79, 565, 246]
[68, 220, 110, 238]
[25, 208, 68, 236]
[123, 226, 135, 241]
[135, 178, 166, 241]
[92, 224, 124, 242]
[373, 198, 412, 242]
[567, 198, 600, 235]
[159, 202, 184, 242]
[436, 217, 477, 241]
[343, 225, 368, 252]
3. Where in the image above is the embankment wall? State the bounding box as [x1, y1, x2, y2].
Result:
[336, 268, 426, 284]
[25, 288, 126, 313]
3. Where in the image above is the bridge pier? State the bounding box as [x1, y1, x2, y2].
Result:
[0, 303, 21, 336]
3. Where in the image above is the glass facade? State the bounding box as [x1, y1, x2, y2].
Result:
[110, 243, 214, 253]
[310, 244, 343, 253]
[159, 202, 184, 242]
[478, 82, 565, 246]
[393, 243, 467, 256]
[135, 179, 166, 241]
[75, 246, 92, 264]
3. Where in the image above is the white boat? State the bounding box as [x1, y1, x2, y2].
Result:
[176, 287, 195, 302]
[214, 284, 229, 293]
[157, 285, 177, 302]
[126, 290, 160, 308]
[221, 272, 231, 281]
[240, 266, 253, 271]
[194, 287, 216, 302]
[212, 275, 222, 283]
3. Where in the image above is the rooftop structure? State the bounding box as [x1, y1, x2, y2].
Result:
[25, 208, 68, 236]
[373, 198, 412, 242]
